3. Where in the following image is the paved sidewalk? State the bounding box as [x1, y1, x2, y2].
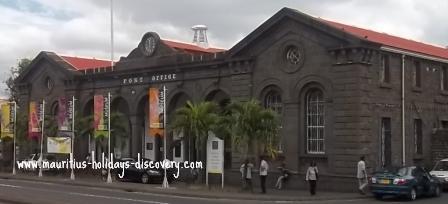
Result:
[0, 172, 369, 202]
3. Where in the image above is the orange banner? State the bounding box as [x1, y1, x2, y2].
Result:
[28, 101, 41, 139]
[149, 88, 164, 137]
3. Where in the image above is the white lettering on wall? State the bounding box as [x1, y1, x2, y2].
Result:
[122, 73, 177, 85]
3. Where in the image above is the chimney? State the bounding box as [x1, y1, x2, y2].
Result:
[192, 25, 208, 48]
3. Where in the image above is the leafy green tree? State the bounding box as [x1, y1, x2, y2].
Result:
[171, 101, 219, 162]
[227, 99, 280, 159]
[76, 112, 128, 156]
[5, 58, 31, 101]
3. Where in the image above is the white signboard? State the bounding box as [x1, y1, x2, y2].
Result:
[206, 132, 224, 174]
[206, 131, 224, 188]
[47, 137, 71, 154]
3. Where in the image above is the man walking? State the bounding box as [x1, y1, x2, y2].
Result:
[259, 155, 269, 194]
[357, 156, 368, 194]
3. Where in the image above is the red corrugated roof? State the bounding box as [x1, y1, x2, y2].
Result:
[321, 19, 448, 60]
[60, 55, 113, 70]
[162, 40, 226, 54]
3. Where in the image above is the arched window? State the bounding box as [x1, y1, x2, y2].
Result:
[264, 90, 282, 114]
[306, 89, 325, 154]
[263, 89, 283, 151]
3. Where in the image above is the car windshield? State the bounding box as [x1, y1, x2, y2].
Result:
[433, 161, 448, 171]
[396, 167, 409, 176]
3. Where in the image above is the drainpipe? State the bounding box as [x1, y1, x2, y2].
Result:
[401, 54, 406, 167]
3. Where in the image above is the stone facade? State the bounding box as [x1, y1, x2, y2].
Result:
[15, 8, 448, 191]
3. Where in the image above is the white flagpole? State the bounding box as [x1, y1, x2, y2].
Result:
[107, 92, 112, 183]
[12, 102, 17, 175]
[70, 96, 76, 180]
[110, 0, 114, 72]
[38, 100, 45, 177]
[106, 0, 114, 183]
[162, 86, 169, 188]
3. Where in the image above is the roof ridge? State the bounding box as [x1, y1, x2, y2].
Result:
[321, 18, 448, 50]
[59, 54, 113, 62]
[162, 38, 226, 50]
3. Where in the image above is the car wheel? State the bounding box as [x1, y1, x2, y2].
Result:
[408, 188, 417, 201]
[141, 173, 150, 184]
[434, 185, 441, 197]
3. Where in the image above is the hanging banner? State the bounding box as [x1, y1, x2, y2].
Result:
[58, 97, 73, 131]
[47, 137, 71, 154]
[28, 101, 41, 139]
[0, 103, 14, 139]
[94, 95, 108, 138]
[149, 87, 164, 137]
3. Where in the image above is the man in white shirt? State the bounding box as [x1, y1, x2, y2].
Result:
[259, 155, 269, 194]
[357, 156, 367, 194]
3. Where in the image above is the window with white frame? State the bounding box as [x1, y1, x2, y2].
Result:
[264, 90, 282, 114]
[306, 89, 325, 154]
[263, 89, 283, 151]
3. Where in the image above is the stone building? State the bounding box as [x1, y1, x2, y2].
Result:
[15, 8, 448, 190]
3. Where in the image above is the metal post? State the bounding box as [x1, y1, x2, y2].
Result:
[401, 54, 406, 167]
[12, 102, 17, 175]
[162, 86, 169, 188]
[71, 96, 76, 180]
[107, 92, 112, 183]
[38, 100, 45, 177]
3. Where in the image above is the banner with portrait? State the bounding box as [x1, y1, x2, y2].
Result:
[47, 137, 71, 154]
[94, 95, 108, 138]
[28, 101, 42, 139]
[57, 97, 73, 131]
[149, 87, 164, 137]
[0, 103, 14, 139]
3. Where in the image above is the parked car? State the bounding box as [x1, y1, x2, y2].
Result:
[113, 158, 176, 184]
[370, 166, 442, 201]
[430, 158, 448, 190]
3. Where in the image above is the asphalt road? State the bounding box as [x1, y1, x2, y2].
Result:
[0, 178, 445, 204]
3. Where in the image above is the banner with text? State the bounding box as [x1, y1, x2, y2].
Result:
[0, 103, 14, 139]
[28, 101, 42, 139]
[47, 137, 71, 154]
[149, 87, 164, 137]
[94, 95, 108, 138]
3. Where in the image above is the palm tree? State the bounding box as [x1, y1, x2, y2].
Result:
[171, 101, 219, 162]
[76, 112, 128, 157]
[227, 99, 280, 159]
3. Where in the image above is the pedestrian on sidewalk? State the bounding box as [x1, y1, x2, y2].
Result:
[240, 158, 254, 192]
[275, 162, 290, 189]
[305, 161, 318, 195]
[357, 156, 368, 195]
[259, 155, 269, 194]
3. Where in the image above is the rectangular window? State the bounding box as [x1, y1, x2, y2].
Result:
[381, 118, 391, 168]
[174, 143, 181, 157]
[441, 66, 448, 91]
[413, 61, 421, 87]
[441, 120, 448, 129]
[414, 119, 423, 154]
[380, 54, 390, 83]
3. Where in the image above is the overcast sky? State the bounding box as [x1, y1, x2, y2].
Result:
[1, 0, 447, 97]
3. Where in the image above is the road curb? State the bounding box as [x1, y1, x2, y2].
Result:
[0, 174, 369, 202]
